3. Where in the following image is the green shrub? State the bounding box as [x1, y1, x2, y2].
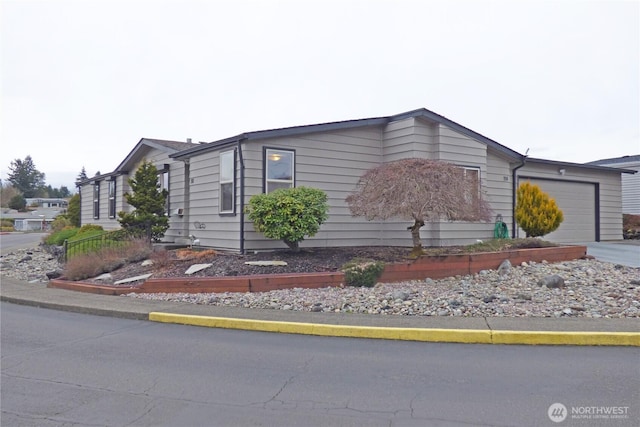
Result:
[77, 224, 104, 235]
[44, 227, 79, 245]
[341, 258, 385, 287]
[50, 216, 72, 232]
[1, 219, 15, 232]
[245, 186, 329, 251]
[67, 194, 80, 227]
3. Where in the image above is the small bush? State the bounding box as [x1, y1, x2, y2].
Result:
[245, 186, 329, 252]
[45, 227, 79, 245]
[150, 249, 173, 268]
[0, 226, 15, 232]
[1, 219, 15, 227]
[341, 258, 385, 287]
[515, 182, 564, 237]
[50, 216, 72, 232]
[175, 248, 217, 261]
[123, 238, 153, 263]
[623, 214, 640, 239]
[77, 224, 104, 235]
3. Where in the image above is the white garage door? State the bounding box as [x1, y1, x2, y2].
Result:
[519, 179, 596, 243]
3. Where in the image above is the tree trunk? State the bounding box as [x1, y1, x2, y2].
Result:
[284, 240, 300, 252]
[408, 219, 425, 252]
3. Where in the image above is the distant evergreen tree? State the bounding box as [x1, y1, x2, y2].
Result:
[7, 155, 45, 198]
[76, 167, 88, 183]
[9, 194, 27, 211]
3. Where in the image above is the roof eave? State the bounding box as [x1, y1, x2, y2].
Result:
[526, 157, 637, 174]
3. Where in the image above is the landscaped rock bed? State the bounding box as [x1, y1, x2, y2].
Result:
[128, 258, 640, 318]
[3, 244, 639, 318]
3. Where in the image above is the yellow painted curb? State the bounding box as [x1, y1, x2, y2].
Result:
[492, 330, 640, 346]
[148, 312, 640, 346]
[149, 312, 491, 343]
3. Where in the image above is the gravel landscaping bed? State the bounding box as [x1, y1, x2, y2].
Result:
[2, 245, 639, 318]
[128, 258, 640, 318]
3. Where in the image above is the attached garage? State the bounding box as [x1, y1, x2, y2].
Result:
[518, 177, 598, 243]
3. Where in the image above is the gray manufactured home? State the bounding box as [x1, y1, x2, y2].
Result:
[78, 108, 634, 251]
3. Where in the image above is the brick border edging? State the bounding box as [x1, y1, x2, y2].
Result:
[48, 246, 587, 295]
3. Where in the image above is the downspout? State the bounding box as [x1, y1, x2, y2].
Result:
[237, 139, 246, 254]
[511, 151, 528, 238]
[181, 159, 190, 242]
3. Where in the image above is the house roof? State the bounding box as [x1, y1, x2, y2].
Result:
[170, 108, 523, 160]
[586, 154, 640, 166]
[115, 138, 196, 172]
[76, 138, 196, 186]
[526, 157, 637, 174]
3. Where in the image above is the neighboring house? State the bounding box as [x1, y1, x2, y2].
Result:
[2, 198, 69, 231]
[25, 198, 69, 209]
[78, 108, 634, 251]
[586, 155, 640, 215]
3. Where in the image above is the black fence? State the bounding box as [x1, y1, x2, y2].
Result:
[63, 224, 152, 262]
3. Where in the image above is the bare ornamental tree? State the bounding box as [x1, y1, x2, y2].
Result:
[346, 158, 492, 253]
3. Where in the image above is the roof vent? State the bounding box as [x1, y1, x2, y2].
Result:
[187, 138, 192, 143]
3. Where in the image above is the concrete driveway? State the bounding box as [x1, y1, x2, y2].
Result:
[581, 240, 640, 268]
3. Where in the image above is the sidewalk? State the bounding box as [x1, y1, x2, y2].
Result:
[1, 277, 639, 345]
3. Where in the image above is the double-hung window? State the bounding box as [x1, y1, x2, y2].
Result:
[108, 180, 116, 219]
[461, 167, 481, 205]
[219, 150, 235, 214]
[93, 182, 100, 219]
[265, 148, 294, 193]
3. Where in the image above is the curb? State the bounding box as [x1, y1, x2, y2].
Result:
[149, 312, 640, 346]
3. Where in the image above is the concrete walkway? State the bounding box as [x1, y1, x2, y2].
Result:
[1, 277, 638, 346]
[584, 241, 640, 268]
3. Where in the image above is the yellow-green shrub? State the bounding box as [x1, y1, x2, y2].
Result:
[515, 182, 564, 238]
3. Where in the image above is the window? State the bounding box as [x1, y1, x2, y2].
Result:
[93, 182, 100, 219]
[461, 167, 481, 204]
[158, 167, 170, 216]
[108, 180, 116, 219]
[265, 148, 294, 193]
[220, 150, 235, 213]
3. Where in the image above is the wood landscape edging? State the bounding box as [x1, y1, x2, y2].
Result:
[48, 245, 588, 295]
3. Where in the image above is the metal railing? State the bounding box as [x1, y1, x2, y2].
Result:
[63, 224, 152, 262]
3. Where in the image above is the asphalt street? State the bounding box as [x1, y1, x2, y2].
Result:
[2, 302, 638, 427]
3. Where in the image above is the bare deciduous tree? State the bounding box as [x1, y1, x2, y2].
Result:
[346, 158, 493, 252]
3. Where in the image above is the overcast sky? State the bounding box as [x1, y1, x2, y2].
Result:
[2, 0, 638, 189]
